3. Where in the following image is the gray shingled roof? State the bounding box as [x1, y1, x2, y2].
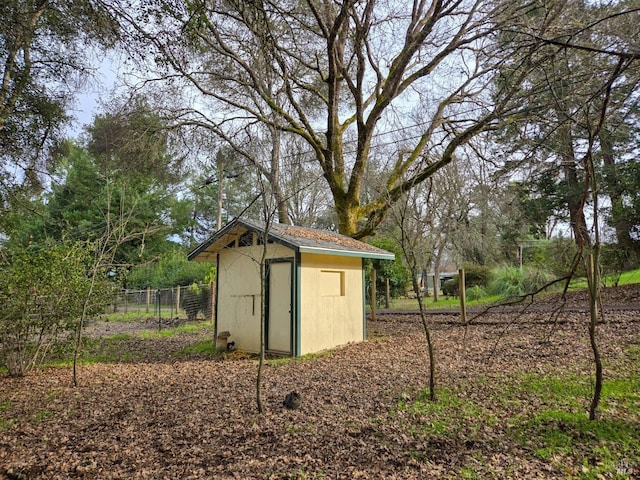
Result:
[188, 218, 395, 262]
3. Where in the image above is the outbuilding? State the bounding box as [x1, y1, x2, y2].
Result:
[188, 218, 394, 356]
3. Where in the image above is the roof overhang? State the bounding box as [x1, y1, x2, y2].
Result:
[188, 219, 395, 262]
[296, 245, 395, 260]
[187, 221, 251, 262]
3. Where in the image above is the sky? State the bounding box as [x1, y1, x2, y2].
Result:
[67, 57, 120, 137]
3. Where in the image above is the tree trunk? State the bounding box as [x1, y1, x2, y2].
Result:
[587, 253, 603, 420]
[385, 277, 390, 309]
[413, 275, 436, 401]
[257, 242, 266, 414]
[459, 268, 467, 324]
[432, 242, 445, 303]
[268, 126, 289, 225]
[560, 127, 591, 249]
[333, 194, 360, 237]
[216, 157, 224, 230]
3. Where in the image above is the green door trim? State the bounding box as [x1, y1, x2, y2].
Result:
[265, 258, 294, 355]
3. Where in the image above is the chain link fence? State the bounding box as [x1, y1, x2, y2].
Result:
[110, 284, 215, 321]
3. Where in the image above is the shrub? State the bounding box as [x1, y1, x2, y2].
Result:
[127, 248, 215, 288]
[441, 264, 491, 297]
[365, 237, 411, 306]
[0, 241, 113, 376]
[466, 285, 487, 301]
[488, 265, 556, 298]
[442, 279, 459, 297]
[522, 268, 556, 293]
[488, 265, 525, 298]
[463, 264, 491, 288]
[181, 283, 212, 321]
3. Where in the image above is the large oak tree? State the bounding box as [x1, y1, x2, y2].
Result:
[112, 0, 543, 238]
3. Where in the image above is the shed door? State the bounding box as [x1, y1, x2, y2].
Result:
[267, 260, 292, 353]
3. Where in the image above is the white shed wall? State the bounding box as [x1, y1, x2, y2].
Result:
[216, 244, 293, 353]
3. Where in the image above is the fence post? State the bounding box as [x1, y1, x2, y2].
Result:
[146, 287, 151, 313]
[210, 282, 215, 324]
[175, 285, 181, 317]
[157, 289, 162, 331]
[371, 269, 377, 321]
[385, 277, 390, 309]
[459, 268, 467, 324]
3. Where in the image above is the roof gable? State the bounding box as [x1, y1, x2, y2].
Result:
[188, 218, 395, 262]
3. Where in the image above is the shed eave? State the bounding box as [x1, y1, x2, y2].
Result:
[189, 251, 218, 263]
[187, 218, 396, 262]
[298, 245, 395, 260]
[187, 221, 248, 261]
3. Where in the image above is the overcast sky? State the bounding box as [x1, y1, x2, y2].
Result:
[67, 57, 120, 137]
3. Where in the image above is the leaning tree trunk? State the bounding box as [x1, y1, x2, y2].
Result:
[413, 274, 436, 401]
[268, 125, 290, 225]
[560, 135, 592, 250]
[587, 252, 603, 420]
[256, 255, 266, 414]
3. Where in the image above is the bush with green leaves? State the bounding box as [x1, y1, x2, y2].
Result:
[465, 285, 488, 301]
[541, 238, 583, 277]
[365, 237, 411, 305]
[488, 265, 525, 298]
[442, 278, 458, 297]
[0, 241, 113, 376]
[600, 244, 638, 286]
[488, 265, 556, 298]
[181, 283, 212, 321]
[126, 248, 215, 289]
[521, 267, 556, 293]
[441, 264, 491, 297]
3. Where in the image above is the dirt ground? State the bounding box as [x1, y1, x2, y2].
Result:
[0, 285, 639, 479]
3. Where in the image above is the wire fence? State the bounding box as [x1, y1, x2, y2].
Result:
[110, 284, 215, 322]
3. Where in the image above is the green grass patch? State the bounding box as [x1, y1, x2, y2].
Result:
[98, 311, 155, 323]
[396, 387, 489, 437]
[519, 373, 589, 410]
[139, 321, 214, 339]
[392, 374, 639, 478]
[109, 333, 134, 341]
[601, 377, 640, 416]
[139, 329, 175, 339]
[507, 374, 640, 478]
[625, 344, 640, 363]
[173, 322, 214, 334]
[459, 465, 481, 480]
[180, 340, 218, 356]
[53, 336, 144, 365]
[267, 350, 333, 366]
[571, 267, 639, 291]
[518, 410, 640, 476]
[33, 409, 53, 423]
[380, 293, 503, 311]
[618, 268, 640, 286]
[0, 399, 14, 431]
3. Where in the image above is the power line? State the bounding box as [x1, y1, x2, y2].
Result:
[217, 116, 480, 169]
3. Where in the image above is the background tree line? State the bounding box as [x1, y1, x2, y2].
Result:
[2, 0, 639, 269]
